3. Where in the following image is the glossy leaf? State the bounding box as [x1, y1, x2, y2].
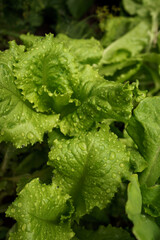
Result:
[100, 16, 139, 48]
[123, 0, 142, 15]
[129, 147, 147, 173]
[0, 63, 59, 148]
[56, 33, 103, 64]
[59, 66, 136, 136]
[100, 21, 149, 65]
[12, 34, 137, 137]
[141, 184, 160, 217]
[127, 97, 160, 186]
[14, 34, 79, 113]
[48, 125, 130, 217]
[126, 174, 160, 240]
[6, 179, 74, 240]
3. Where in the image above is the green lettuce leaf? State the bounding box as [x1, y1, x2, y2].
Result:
[122, 0, 160, 52]
[100, 16, 140, 48]
[126, 174, 160, 240]
[99, 58, 142, 83]
[14, 34, 79, 113]
[59, 66, 136, 136]
[6, 179, 74, 240]
[127, 97, 160, 186]
[100, 21, 150, 65]
[12, 33, 136, 136]
[123, 0, 143, 16]
[129, 148, 147, 173]
[123, 0, 160, 17]
[20, 32, 102, 65]
[0, 63, 59, 148]
[56, 33, 103, 65]
[141, 184, 160, 217]
[48, 125, 130, 217]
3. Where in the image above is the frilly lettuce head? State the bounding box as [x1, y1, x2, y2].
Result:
[14, 34, 79, 113]
[0, 33, 144, 147]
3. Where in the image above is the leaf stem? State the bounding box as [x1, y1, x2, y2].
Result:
[147, 11, 159, 52]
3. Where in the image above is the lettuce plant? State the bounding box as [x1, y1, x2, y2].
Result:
[1, 2, 160, 237]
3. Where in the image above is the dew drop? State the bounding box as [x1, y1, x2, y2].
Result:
[27, 132, 34, 140]
[22, 224, 26, 231]
[112, 173, 116, 179]
[110, 151, 115, 160]
[107, 188, 111, 193]
[120, 163, 124, 168]
[11, 208, 15, 213]
[0, 130, 4, 136]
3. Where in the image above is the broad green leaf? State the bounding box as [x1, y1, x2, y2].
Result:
[48, 125, 130, 217]
[99, 59, 138, 76]
[140, 53, 160, 96]
[141, 184, 160, 217]
[142, 52, 160, 64]
[6, 179, 74, 240]
[129, 148, 147, 173]
[126, 175, 142, 216]
[56, 34, 103, 64]
[99, 58, 141, 81]
[123, 0, 142, 15]
[126, 61, 160, 95]
[59, 65, 136, 136]
[20, 31, 103, 65]
[127, 97, 160, 186]
[123, 0, 160, 19]
[100, 16, 139, 48]
[100, 21, 150, 65]
[116, 62, 142, 83]
[126, 174, 160, 240]
[12, 34, 136, 136]
[14, 34, 79, 113]
[143, 0, 160, 11]
[0, 64, 59, 148]
[74, 225, 134, 240]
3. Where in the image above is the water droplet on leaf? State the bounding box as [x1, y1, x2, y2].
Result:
[27, 132, 34, 140]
